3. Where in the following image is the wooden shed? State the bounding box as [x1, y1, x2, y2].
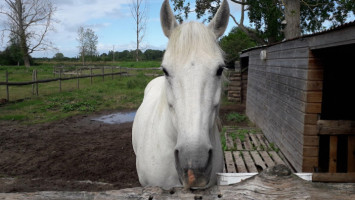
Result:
[240, 21, 355, 175]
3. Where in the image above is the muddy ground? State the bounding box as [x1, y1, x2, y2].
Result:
[0, 105, 245, 193]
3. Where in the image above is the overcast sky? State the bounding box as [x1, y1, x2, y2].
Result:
[0, 0, 244, 58]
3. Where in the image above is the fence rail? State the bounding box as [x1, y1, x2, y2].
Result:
[0, 66, 161, 102]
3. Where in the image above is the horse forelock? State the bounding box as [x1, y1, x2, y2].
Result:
[163, 22, 224, 67]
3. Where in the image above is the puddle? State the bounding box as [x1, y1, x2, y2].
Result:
[92, 111, 136, 124]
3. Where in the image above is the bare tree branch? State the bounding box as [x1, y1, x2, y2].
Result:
[0, 0, 57, 67]
[130, 0, 148, 62]
[230, 0, 249, 5]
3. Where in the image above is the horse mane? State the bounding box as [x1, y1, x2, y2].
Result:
[164, 22, 224, 65]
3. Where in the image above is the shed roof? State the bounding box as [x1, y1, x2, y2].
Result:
[241, 21, 355, 54]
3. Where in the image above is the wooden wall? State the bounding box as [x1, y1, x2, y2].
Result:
[242, 39, 317, 172]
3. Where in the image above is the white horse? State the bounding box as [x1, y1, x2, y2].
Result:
[132, 0, 229, 189]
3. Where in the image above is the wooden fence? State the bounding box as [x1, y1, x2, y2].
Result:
[0, 66, 161, 102]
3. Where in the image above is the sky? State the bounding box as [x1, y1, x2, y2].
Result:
[1, 0, 353, 58]
[0, 0, 244, 58]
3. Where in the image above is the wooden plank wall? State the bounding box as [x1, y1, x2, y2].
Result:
[243, 39, 315, 172]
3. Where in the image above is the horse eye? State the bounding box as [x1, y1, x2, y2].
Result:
[162, 67, 169, 77]
[216, 66, 224, 76]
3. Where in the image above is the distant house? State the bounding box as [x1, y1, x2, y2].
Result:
[240, 21, 355, 173]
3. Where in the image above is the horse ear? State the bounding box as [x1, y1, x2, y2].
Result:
[208, 0, 230, 38]
[160, 0, 178, 38]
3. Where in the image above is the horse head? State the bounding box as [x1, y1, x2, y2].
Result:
[160, 0, 229, 188]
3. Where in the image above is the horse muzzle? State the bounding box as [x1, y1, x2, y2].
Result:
[174, 147, 213, 188]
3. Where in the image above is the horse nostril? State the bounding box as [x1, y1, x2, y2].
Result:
[206, 148, 213, 169]
[174, 149, 180, 166]
[174, 149, 179, 158]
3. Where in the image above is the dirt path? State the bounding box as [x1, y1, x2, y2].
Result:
[0, 112, 140, 192]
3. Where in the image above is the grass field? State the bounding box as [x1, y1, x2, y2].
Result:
[0, 62, 161, 124]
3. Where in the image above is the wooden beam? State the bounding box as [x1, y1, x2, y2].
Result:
[306, 91, 322, 103]
[348, 136, 355, 172]
[312, 173, 355, 183]
[303, 147, 319, 157]
[317, 120, 355, 135]
[329, 136, 338, 173]
[304, 136, 319, 146]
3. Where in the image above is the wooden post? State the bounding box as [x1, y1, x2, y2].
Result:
[90, 66, 93, 85]
[32, 70, 35, 95]
[76, 67, 79, 89]
[5, 70, 9, 101]
[59, 69, 62, 92]
[348, 136, 355, 172]
[111, 66, 114, 79]
[329, 136, 338, 173]
[102, 66, 104, 81]
[120, 66, 122, 77]
[35, 70, 38, 96]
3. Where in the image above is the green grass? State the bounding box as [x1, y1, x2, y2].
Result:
[220, 127, 227, 151]
[226, 112, 247, 123]
[0, 64, 157, 124]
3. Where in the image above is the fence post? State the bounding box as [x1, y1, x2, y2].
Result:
[102, 66, 104, 82]
[76, 66, 79, 89]
[90, 66, 93, 85]
[5, 70, 9, 101]
[59, 68, 62, 92]
[32, 70, 35, 95]
[112, 66, 114, 79]
[35, 69, 38, 96]
[120, 66, 122, 77]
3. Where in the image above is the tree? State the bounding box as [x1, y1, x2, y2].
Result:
[77, 26, 98, 65]
[219, 27, 257, 64]
[129, 0, 148, 62]
[0, 0, 56, 67]
[53, 52, 64, 61]
[172, 0, 355, 44]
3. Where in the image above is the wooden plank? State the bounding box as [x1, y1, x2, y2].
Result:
[225, 132, 235, 150]
[304, 114, 318, 125]
[224, 151, 236, 173]
[317, 120, 355, 135]
[255, 134, 268, 150]
[242, 151, 258, 173]
[348, 136, 355, 173]
[303, 147, 319, 157]
[269, 151, 285, 165]
[306, 80, 323, 91]
[312, 173, 355, 183]
[308, 69, 323, 81]
[233, 152, 248, 173]
[302, 157, 318, 172]
[243, 135, 253, 150]
[305, 103, 322, 114]
[317, 120, 355, 127]
[250, 151, 267, 170]
[257, 134, 271, 149]
[259, 151, 275, 168]
[304, 125, 318, 135]
[249, 134, 261, 150]
[319, 127, 355, 135]
[306, 91, 322, 103]
[236, 138, 243, 150]
[304, 136, 319, 146]
[329, 136, 338, 173]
